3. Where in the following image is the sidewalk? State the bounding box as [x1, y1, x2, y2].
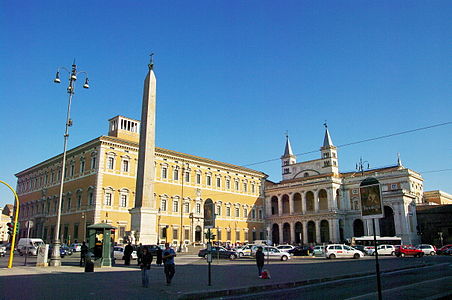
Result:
[0, 257, 437, 300]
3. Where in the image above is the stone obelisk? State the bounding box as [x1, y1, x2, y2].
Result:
[130, 55, 158, 244]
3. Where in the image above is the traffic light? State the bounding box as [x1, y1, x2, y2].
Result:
[7, 222, 13, 236]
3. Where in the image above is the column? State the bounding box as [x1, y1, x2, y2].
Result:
[366, 219, 373, 236]
[315, 220, 321, 244]
[330, 188, 337, 210]
[289, 194, 294, 215]
[302, 221, 308, 244]
[332, 219, 339, 242]
[265, 197, 272, 216]
[279, 223, 284, 244]
[278, 196, 282, 216]
[329, 220, 334, 243]
[314, 190, 319, 212]
[290, 221, 295, 243]
[301, 191, 306, 214]
[374, 219, 380, 236]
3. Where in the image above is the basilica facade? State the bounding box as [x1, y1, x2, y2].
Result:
[265, 128, 423, 245]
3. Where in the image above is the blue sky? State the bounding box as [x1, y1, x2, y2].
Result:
[1, 1, 451, 208]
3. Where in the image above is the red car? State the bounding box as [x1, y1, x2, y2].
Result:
[395, 245, 424, 257]
[437, 244, 452, 255]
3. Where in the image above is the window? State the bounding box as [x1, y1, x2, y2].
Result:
[258, 209, 263, 219]
[226, 179, 230, 189]
[107, 157, 114, 170]
[77, 195, 81, 209]
[196, 173, 201, 184]
[251, 209, 256, 219]
[391, 184, 398, 190]
[161, 199, 167, 211]
[216, 205, 221, 216]
[184, 202, 189, 213]
[235, 207, 240, 217]
[196, 203, 201, 214]
[120, 194, 127, 207]
[243, 183, 247, 192]
[91, 157, 97, 169]
[70, 165, 75, 176]
[236, 231, 240, 241]
[185, 171, 190, 182]
[284, 168, 290, 174]
[235, 181, 239, 190]
[216, 177, 221, 188]
[119, 226, 126, 239]
[226, 207, 231, 217]
[67, 197, 71, 210]
[173, 169, 179, 181]
[173, 229, 178, 240]
[173, 200, 179, 212]
[80, 161, 85, 173]
[162, 167, 167, 179]
[184, 229, 190, 240]
[206, 175, 211, 186]
[105, 193, 112, 206]
[161, 227, 167, 239]
[73, 223, 79, 240]
[227, 231, 231, 241]
[244, 208, 248, 218]
[122, 160, 129, 172]
[217, 230, 222, 240]
[89, 192, 94, 205]
[252, 184, 255, 193]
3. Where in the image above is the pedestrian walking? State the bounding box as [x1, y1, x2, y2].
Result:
[124, 242, 134, 265]
[140, 246, 153, 288]
[156, 246, 163, 266]
[80, 241, 88, 267]
[256, 246, 265, 277]
[162, 243, 176, 285]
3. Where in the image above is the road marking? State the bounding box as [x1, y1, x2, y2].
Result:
[344, 276, 452, 300]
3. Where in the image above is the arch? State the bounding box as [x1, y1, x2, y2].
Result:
[353, 219, 365, 237]
[272, 224, 280, 245]
[306, 191, 315, 212]
[293, 193, 302, 214]
[320, 220, 329, 243]
[319, 189, 328, 210]
[336, 189, 341, 210]
[271, 196, 278, 215]
[293, 169, 321, 178]
[379, 206, 396, 236]
[282, 194, 290, 214]
[339, 219, 345, 242]
[295, 222, 303, 244]
[283, 223, 291, 244]
[307, 221, 316, 243]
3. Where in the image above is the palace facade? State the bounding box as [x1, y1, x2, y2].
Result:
[15, 115, 267, 246]
[265, 128, 423, 245]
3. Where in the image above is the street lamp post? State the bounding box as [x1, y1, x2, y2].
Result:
[49, 62, 89, 267]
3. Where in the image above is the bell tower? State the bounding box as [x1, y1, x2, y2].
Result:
[281, 134, 297, 180]
[320, 123, 338, 174]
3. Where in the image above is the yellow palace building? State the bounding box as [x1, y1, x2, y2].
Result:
[15, 115, 267, 246]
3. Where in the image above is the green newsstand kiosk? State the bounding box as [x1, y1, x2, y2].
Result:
[87, 223, 116, 267]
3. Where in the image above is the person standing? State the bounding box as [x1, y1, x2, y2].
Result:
[156, 246, 163, 266]
[140, 246, 153, 288]
[256, 246, 265, 277]
[137, 243, 143, 266]
[162, 243, 176, 285]
[80, 241, 88, 267]
[124, 242, 134, 266]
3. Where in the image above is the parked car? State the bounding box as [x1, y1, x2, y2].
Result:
[437, 244, 452, 255]
[276, 245, 296, 252]
[198, 246, 238, 260]
[113, 246, 138, 260]
[288, 246, 312, 256]
[313, 245, 325, 256]
[143, 244, 164, 256]
[61, 244, 73, 256]
[352, 245, 368, 255]
[324, 244, 364, 259]
[70, 243, 82, 252]
[367, 244, 396, 256]
[417, 244, 436, 256]
[252, 246, 291, 261]
[235, 244, 255, 258]
[395, 245, 424, 257]
[443, 248, 452, 255]
[48, 245, 66, 258]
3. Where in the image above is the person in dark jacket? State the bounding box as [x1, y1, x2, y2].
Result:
[140, 246, 153, 288]
[124, 242, 134, 265]
[80, 242, 88, 267]
[255, 246, 265, 277]
[156, 246, 163, 266]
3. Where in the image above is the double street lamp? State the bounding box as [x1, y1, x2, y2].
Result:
[49, 62, 89, 267]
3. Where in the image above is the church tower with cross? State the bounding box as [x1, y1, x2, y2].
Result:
[320, 123, 339, 175]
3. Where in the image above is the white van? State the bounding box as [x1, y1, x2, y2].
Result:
[17, 238, 45, 256]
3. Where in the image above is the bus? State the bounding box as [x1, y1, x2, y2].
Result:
[351, 236, 402, 247]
